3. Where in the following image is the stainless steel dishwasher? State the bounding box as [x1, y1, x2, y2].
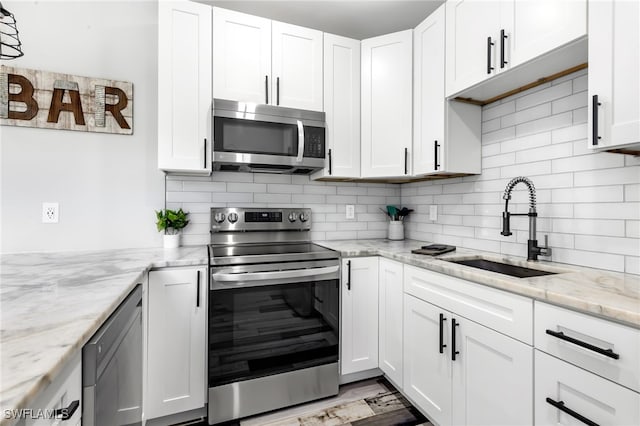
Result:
[82, 284, 142, 426]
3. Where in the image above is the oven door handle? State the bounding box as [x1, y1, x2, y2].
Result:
[296, 120, 305, 163]
[213, 265, 339, 282]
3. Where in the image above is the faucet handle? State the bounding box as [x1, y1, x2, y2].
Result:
[539, 234, 552, 257]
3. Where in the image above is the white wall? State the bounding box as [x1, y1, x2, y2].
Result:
[0, 1, 165, 253]
[402, 69, 640, 274]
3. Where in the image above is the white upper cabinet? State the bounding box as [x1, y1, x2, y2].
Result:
[506, 0, 586, 69]
[272, 21, 323, 111]
[446, 0, 587, 98]
[212, 7, 323, 110]
[158, 0, 212, 174]
[445, 0, 502, 97]
[212, 7, 271, 104]
[588, 0, 640, 151]
[312, 33, 361, 179]
[414, 4, 481, 176]
[361, 30, 413, 178]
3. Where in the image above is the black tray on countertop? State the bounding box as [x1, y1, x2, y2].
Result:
[411, 244, 456, 256]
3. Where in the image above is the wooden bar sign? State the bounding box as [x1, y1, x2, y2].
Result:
[0, 66, 133, 135]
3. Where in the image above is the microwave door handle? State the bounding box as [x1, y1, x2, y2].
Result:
[296, 120, 304, 162]
[213, 265, 339, 282]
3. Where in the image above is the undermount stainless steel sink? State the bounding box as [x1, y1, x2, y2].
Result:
[447, 258, 558, 278]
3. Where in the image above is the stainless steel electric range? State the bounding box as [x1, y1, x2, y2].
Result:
[207, 207, 340, 425]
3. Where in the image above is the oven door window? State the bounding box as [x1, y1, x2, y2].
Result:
[214, 117, 299, 157]
[209, 279, 339, 387]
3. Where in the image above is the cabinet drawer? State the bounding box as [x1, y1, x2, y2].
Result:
[24, 352, 82, 426]
[535, 350, 640, 426]
[535, 301, 640, 392]
[403, 265, 533, 344]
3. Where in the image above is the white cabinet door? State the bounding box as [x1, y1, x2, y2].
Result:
[272, 21, 323, 111]
[506, 0, 586, 69]
[378, 258, 403, 387]
[312, 33, 361, 180]
[146, 267, 207, 420]
[445, 0, 501, 97]
[413, 5, 444, 176]
[451, 317, 533, 426]
[588, 0, 640, 150]
[341, 257, 379, 375]
[212, 7, 271, 104]
[403, 295, 452, 426]
[361, 30, 413, 178]
[158, 0, 212, 174]
[535, 351, 640, 426]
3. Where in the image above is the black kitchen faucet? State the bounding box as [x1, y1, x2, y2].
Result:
[501, 176, 552, 261]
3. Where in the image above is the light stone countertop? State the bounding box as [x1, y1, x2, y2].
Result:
[315, 239, 640, 329]
[0, 246, 207, 426]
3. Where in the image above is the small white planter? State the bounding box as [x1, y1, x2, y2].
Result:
[387, 221, 404, 241]
[163, 234, 180, 249]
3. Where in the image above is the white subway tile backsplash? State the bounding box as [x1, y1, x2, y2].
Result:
[166, 191, 211, 203]
[551, 186, 624, 203]
[552, 248, 625, 272]
[625, 257, 640, 275]
[515, 81, 572, 111]
[572, 107, 588, 124]
[501, 160, 551, 177]
[182, 181, 227, 192]
[254, 193, 290, 204]
[483, 100, 516, 121]
[515, 112, 573, 138]
[552, 123, 587, 144]
[552, 92, 588, 115]
[514, 143, 573, 163]
[226, 183, 267, 193]
[483, 127, 516, 144]
[625, 184, 640, 202]
[500, 132, 551, 153]
[575, 235, 640, 256]
[574, 166, 640, 187]
[573, 203, 640, 220]
[627, 221, 640, 239]
[254, 174, 292, 184]
[166, 180, 183, 191]
[572, 74, 588, 93]
[292, 194, 325, 204]
[483, 152, 516, 168]
[553, 218, 625, 237]
[552, 152, 624, 173]
[502, 103, 551, 128]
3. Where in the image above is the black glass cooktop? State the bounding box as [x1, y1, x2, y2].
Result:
[209, 242, 338, 265]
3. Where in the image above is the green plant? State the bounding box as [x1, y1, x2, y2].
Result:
[155, 208, 190, 235]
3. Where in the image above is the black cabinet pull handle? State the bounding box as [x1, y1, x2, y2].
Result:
[276, 77, 280, 105]
[592, 95, 601, 145]
[451, 318, 460, 361]
[546, 398, 600, 426]
[487, 37, 495, 74]
[439, 313, 447, 354]
[203, 138, 207, 169]
[404, 147, 408, 174]
[500, 29, 508, 68]
[434, 140, 440, 170]
[346, 260, 351, 290]
[265, 75, 269, 104]
[328, 148, 332, 175]
[196, 270, 201, 307]
[55, 399, 80, 420]
[545, 329, 619, 359]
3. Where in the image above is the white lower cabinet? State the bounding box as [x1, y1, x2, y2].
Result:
[403, 293, 533, 426]
[402, 264, 533, 426]
[341, 257, 379, 375]
[146, 267, 207, 421]
[378, 258, 403, 387]
[24, 352, 82, 426]
[535, 350, 640, 426]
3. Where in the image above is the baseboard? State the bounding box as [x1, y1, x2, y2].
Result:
[339, 368, 383, 385]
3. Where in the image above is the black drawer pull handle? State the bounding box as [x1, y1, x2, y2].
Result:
[346, 260, 351, 290]
[545, 329, 619, 359]
[500, 29, 508, 68]
[451, 318, 460, 361]
[276, 77, 280, 105]
[265, 75, 269, 104]
[196, 270, 201, 307]
[203, 138, 207, 169]
[55, 399, 80, 420]
[434, 140, 440, 170]
[546, 398, 599, 426]
[487, 37, 495, 74]
[328, 148, 332, 175]
[592, 95, 601, 145]
[404, 147, 408, 174]
[439, 313, 447, 354]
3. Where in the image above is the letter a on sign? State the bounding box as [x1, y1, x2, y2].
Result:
[0, 65, 133, 135]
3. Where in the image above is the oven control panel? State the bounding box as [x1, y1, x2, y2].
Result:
[211, 207, 312, 232]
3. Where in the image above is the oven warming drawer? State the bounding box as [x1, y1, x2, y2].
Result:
[208, 362, 338, 424]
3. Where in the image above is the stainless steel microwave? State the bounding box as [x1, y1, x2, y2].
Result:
[212, 99, 326, 174]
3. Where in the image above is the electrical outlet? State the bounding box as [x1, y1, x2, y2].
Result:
[42, 202, 59, 223]
[429, 205, 438, 221]
[346, 205, 355, 220]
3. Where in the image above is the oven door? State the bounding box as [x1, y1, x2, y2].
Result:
[208, 260, 339, 423]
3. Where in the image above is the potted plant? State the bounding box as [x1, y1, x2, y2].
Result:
[156, 208, 190, 248]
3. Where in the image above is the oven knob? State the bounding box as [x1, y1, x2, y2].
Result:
[288, 212, 298, 222]
[227, 212, 239, 223]
[299, 212, 309, 222]
[214, 212, 226, 223]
